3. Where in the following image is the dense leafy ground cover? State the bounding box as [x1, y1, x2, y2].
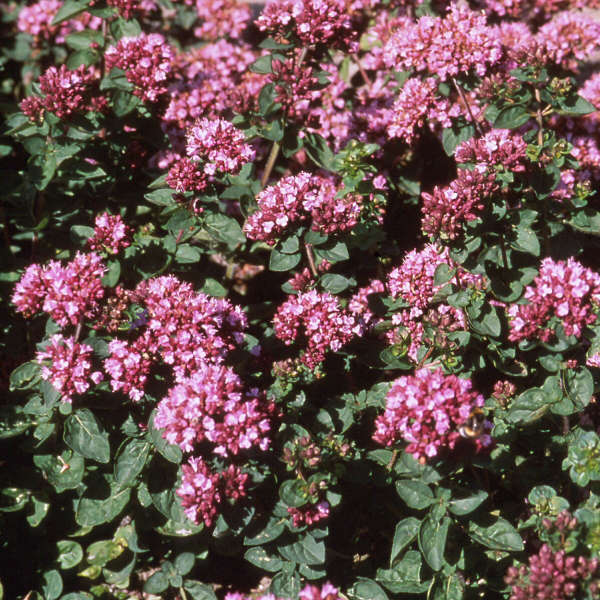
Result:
[3, 0, 600, 598]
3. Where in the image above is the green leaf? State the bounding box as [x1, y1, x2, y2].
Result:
[51, 0, 89, 25]
[433, 264, 455, 286]
[419, 516, 450, 571]
[145, 188, 175, 206]
[114, 439, 150, 487]
[320, 274, 352, 294]
[377, 551, 429, 594]
[64, 409, 110, 463]
[279, 235, 300, 254]
[469, 304, 501, 338]
[396, 480, 435, 510]
[56, 540, 83, 569]
[148, 410, 183, 463]
[493, 105, 530, 129]
[270, 249, 301, 272]
[175, 244, 202, 264]
[303, 132, 335, 170]
[112, 90, 140, 117]
[314, 241, 349, 264]
[205, 213, 246, 248]
[558, 94, 596, 116]
[42, 570, 62, 600]
[175, 552, 195, 576]
[279, 534, 325, 566]
[250, 55, 273, 74]
[144, 571, 169, 594]
[512, 226, 540, 257]
[9, 361, 41, 391]
[33, 452, 85, 492]
[270, 568, 301, 598]
[27, 494, 50, 527]
[390, 517, 420, 564]
[507, 387, 550, 424]
[349, 577, 389, 600]
[448, 490, 488, 516]
[102, 260, 121, 287]
[244, 517, 286, 546]
[76, 484, 131, 527]
[86, 540, 124, 566]
[184, 581, 218, 600]
[244, 547, 284, 572]
[442, 123, 475, 156]
[468, 518, 524, 551]
[65, 29, 103, 50]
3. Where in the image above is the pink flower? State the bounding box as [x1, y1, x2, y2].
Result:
[273, 290, 359, 368]
[154, 363, 273, 456]
[87, 213, 132, 255]
[13, 252, 106, 327]
[166, 157, 208, 193]
[507, 257, 600, 342]
[104, 338, 152, 402]
[373, 368, 487, 461]
[37, 335, 103, 403]
[105, 34, 176, 103]
[384, 4, 502, 81]
[185, 117, 255, 176]
[21, 64, 106, 121]
[288, 501, 330, 528]
[177, 457, 248, 526]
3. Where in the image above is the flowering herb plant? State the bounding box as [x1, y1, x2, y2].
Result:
[2, 0, 600, 598]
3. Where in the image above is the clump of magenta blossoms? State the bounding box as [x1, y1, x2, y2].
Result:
[507, 257, 600, 343]
[186, 117, 255, 177]
[243, 172, 361, 244]
[87, 213, 132, 255]
[373, 368, 488, 462]
[185, 0, 251, 40]
[385, 244, 485, 362]
[384, 3, 502, 81]
[12, 252, 106, 327]
[177, 457, 248, 526]
[36, 335, 103, 403]
[273, 290, 359, 368]
[504, 544, 600, 600]
[154, 363, 273, 457]
[20, 64, 107, 121]
[257, 0, 358, 52]
[91, 0, 156, 20]
[17, 0, 101, 45]
[225, 583, 343, 600]
[288, 500, 330, 528]
[104, 275, 248, 400]
[422, 129, 529, 240]
[387, 77, 455, 145]
[105, 34, 176, 104]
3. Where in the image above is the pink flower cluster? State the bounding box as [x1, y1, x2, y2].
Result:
[87, 213, 132, 254]
[166, 157, 208, 193]
[37, 335, 103, 403]
[288, 501, 330, 528]
[244, 172, 360, 244]
[454, 129, 528, 172]
[373, 368, 486, 461]
[505, 544, 600, 600]
[421, 129, 528, 240]
[273, 290, 359, 368]
[508, 257, 600, 342]
[384, 3, 502, 80]
[225, 583, 343, 600]
[17, 0, 101, 45]
[154, 363, 272, 456]
[105, 34, 176, 103]
[177, 457, 248, 526]
[189, 0, 251, 40]
[186, 117, 255, 176]
[257, 0, 357, 52]
[385, 244, 484, 362]
[348, 279, 386, 335]
[99, 0, 156, 20]
[21, 64, 106, 121]
[13, 252, 106, 326]
[387, 77, 454, 144]
[104, 275, 248, 399]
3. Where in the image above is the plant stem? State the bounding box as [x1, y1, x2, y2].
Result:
[451, 76, 483, 137]
[387, 449, 399, 471]
[356, 58, 371, 86]
[305, 241, 318, 277]
[260, 140, 280, 188]
[534, 88, 544, 147]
